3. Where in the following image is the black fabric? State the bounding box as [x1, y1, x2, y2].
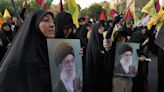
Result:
[155, 23, 164, 49]
[122, 23, 133, 36]
[146, 25, 158, 55]
[19, 8, 26, 20]
[55, 11, 75, 38]
[0, 23, 12, 62]
[84, 23, 106, 92]
[75, 24, 88, 48]
[103, 43, 116, 92]
[158, 47, 164, 92]
[129, 30, 148, 52]
[129, 31, 144, 43]
[119, 44, 133, 55]
[0, 9, 54, 92]
[106, 15, 122, 39]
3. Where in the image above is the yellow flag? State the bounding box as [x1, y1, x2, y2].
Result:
[68, 0, 79, 28]
[3, 9, 11, 18]
[29, 0, 35, 3]
[141, 0, 157, 17]
[147, 9, 164, 30]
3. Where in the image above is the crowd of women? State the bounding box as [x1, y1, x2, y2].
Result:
[0, 1, 163, 92]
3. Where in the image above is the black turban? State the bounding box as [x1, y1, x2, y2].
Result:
[119, 44, 133, 55]
[54, 42, 74, 66]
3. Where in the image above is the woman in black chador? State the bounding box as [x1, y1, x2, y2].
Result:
[0, 23, 12, 61]
[54, 11, 75, 39]
[84, 23, 106, 92]
[0, 9, 55, 92]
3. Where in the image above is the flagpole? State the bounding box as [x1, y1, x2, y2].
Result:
[40, 0, 45, 9]
[11, 0, 23, 23]
[40, 0, 48, 10]
[122, 0, 135, 15]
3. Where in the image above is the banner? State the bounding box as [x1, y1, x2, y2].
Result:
[68, 0, 79, 28]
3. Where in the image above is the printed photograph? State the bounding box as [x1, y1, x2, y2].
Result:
[47, 39, 83, 92]
[114, 42, 140, 77]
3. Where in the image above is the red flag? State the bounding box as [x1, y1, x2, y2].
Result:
[109, 9, 117, 17]
[99, 9, 106, 21]
[156, 1, 161, 11]
[58, 0, 63, 12]
[35, 0, 53, 9]
[124, 8, 133, 20]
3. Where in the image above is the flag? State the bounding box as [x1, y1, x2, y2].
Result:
[99, 9, 106, 20]
[126, 0, 139, 24]
[0, 12, 3, 29]
[147, 9, 164, 30]
[124, 8, 133, 21]
[68, 0, 79, 28]
[0, 12, 2, 18]
[35, 0, 53, 9]
[109, 9, 117, 17]
[29, 0, 35, 2]
[156, 1, 161, 11]
[3, 9, 11, 18]
[58, 0, 63, 12]
[141, 0, 157, 17]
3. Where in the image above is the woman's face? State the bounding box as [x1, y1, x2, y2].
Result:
[98, 26, 105, 34]
[39, 14, 55, 38]
[117, 35, 126, 42]
[126, 22, 132, 28]
[64, 28, 73, 38]
[141, 28, 147, 34]
[3, 25, 11, 31]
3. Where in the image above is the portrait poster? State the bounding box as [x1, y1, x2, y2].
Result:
[47, 39, 83, 92]
[114, 42, 139, 77]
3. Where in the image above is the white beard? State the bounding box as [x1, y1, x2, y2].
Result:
[61, 68, 76, 81]
[120, 57, 132, 74]
[60, 68, 76, 92]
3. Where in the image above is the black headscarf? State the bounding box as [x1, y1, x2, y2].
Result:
[1, 23, 12, 41]
[0, 23, 12, 61]
[55, 11, 75, 38]
[84, 23, 106, 92]
[122, 22, 133, 36]
[75, 23, 89, 47]
[0, 9, 54, 92]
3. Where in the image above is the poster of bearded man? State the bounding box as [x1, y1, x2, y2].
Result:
[114, 42, 139, 77]
[47, 39, 82, 92]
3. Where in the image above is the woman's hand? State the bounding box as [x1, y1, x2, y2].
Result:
[138, 55, 145, 62]
[79, 47, 84, 56]
[103, 39, 112, 51]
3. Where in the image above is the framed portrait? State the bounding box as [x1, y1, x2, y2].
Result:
[114, 42, 139, 77]
[47, 39, 83, 92]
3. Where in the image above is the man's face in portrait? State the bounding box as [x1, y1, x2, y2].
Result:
[120, 51, 132, 64]
[59, 54, 75, 80]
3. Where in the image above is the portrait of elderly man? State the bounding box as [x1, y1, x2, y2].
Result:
[53, 42, 82, 92]
[114, 44, 137, 77]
